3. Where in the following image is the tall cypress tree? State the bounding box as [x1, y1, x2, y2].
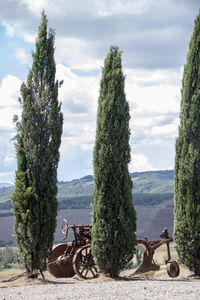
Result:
[12, 12, 63, 278]
[174, 11, 200, 275]
[92, 46, 136, 278]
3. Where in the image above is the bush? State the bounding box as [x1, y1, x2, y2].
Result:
[0, 247, 21, 270]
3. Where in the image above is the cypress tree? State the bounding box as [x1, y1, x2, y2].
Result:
[92, 46, 137, 278]
[12, 12, 63, 278]
[174, 11, 200, 275]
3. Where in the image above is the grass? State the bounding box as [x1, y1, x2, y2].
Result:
[0, 268, 24, 281]
[132, 243, 177, 267]
[153, 243, 177, 264]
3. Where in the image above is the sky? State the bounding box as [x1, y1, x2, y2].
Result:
[0, 0, 199, 183]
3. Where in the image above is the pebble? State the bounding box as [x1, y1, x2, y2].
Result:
[0, 279, 200, 300]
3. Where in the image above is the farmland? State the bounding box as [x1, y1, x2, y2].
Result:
[0, 170, 175, 245]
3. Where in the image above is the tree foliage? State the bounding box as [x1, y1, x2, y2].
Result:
[92, 46, 137, 278]
[11, 12, 63, 277]
[0, 247, 20, 270]
[174, 11, 200, 275]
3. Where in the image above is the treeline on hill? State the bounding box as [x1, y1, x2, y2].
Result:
[43, 192, 174, 209]
[0, 193, 174, 212]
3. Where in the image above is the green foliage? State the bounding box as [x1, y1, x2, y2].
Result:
[131, 170, 174, 193]
[135, 244, 144, 266]
[133, 193, 173, 206]
[11, 12, 63, 277]
[0, 190, 174, 211]
[0, 247, 20, 270]
[0, 170, 175, 207]
[174, 11, 200, 275]
[92, 46, 137, 278]
[58, 196, 93, 209]
[58, 193, 174, 209]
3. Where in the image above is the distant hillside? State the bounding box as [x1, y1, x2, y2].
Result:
[0, 170, 174, 210]
[131, 170, 174, 193]
[57, 169, 174, 199]
[0, 170, 175, 245]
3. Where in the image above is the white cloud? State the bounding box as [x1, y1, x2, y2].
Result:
[2, 21, 15, 36]
[129, 153, 155, 173]
[57, 63, 99, 116]
[55, 38, 103, 71]
[56, 63, 99, 177]
[150, 118, 179, 137]
[0, 0, 196, 71]
[0, 75, 22, 108]
[96, 0, 157, 17]
[125, 68, 181, 148]
[20, 0, 48, 15]
[18, 0, 157, 18]
[15, 48, 29, 65]
[0, 75, 22, 132]
[1, 0, 198, 181]
[4, 156, 15, 163]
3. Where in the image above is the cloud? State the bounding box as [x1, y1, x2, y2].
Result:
[56, 62, 181, 177]
[55, 63, 99, 179]
[95, 0, 156, 17]
[57, 63, 99, 117]
[150, 118, 179, 138]
[4, 156, 15, 163]
[0, 63, 181, 181]
[125, 67, 181, 149]
[0, 0, 199, 181]
[0, 0, 199, 70]
[129, 153, 155, 173]
[0, 75, 22, 107]
[0, 75, 22, 135]
[2, 21, 15, 36]
[15, 48, 29, 65]
[20, 0, 48, 15]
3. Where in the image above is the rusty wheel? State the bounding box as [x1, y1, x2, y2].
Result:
[167, 261, 180, 278]
[61, 219, 69, 237]
[47, 243, 75, 278]
[72, 244, 99, 279]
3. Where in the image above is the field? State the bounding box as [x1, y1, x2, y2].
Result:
[0, 169, 175, 246]
[0, 243, 179, 285]
[132, 243, 177, 266]
[0, 198, 174, 246]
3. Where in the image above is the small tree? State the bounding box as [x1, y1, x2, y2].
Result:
[92, 46, 137, 278]
[174, 11, 200, 275]
[12, 12, 63, 278]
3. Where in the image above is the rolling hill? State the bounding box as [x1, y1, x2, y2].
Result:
[0, 169, 174, 200]
[0, 170, 175, 245]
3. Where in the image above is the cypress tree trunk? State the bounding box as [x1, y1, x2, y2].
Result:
[12, 12, 63, 277]
[174, 11, 200, 275]
[92, 46, 137, 278]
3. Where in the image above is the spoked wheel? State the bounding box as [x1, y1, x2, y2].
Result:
[167, 261, 180, 278]
[72, 244, 99, 279]
[61, 219, 69, 238]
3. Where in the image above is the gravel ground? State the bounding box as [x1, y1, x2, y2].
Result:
[1, 279, 200, 300]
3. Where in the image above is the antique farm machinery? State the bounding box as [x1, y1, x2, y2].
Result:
[47, 219, 180, 279]
[47, 219, 98, 279]
[135, 228, 180, 278]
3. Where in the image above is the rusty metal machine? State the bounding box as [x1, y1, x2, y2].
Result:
[47, 219, 99, 279]
[48, 219, 179, 279]
[135, 228, 180, 278]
